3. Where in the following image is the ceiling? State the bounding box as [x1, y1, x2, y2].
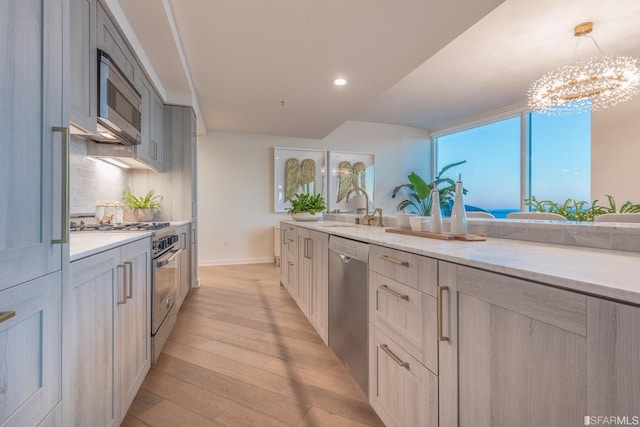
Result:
[114, 0, 640, 139]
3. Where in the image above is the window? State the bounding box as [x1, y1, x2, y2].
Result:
[434, 110, 591, 218]
[529, 112, 591, 203]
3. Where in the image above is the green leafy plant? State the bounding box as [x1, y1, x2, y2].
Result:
[525, 194, 640, 221]
[286, 193, 326, 215]
[392, 161, 468, 216]
[122, 187, 162, 210]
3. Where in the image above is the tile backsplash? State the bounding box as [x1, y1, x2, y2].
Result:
[70, 136, 129, 214]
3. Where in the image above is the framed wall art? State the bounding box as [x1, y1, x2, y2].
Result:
[273, 147, 327, 212]
[328, 151, 375, 213]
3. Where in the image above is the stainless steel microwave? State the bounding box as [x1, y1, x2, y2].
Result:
[92, 49, 142, 145]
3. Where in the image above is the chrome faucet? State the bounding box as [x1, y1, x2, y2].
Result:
[346, 187, 370, 217]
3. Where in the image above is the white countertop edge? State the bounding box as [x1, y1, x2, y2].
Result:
[70, 232, 152, 262]
[284, 220, 640, 305]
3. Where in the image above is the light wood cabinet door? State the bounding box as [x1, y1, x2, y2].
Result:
[280, 225, 289, 287]
[297, 231, 311, 314]
[65, 247, 120, 427]
[0, 272, 62, 427]
[369, 326, 438, 427]
[135, 74, 164, 171]
[438, 262, 588, 427]
[70, 0, 97, 133]
[176, 224, 191, 309]
[97, 3, 136, 84]
[308, 231, 329, 344]
[117, 238, 151, 420]
[587, 298, 640, 418]
[0, 0, 64, 292]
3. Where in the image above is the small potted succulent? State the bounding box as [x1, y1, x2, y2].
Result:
[122, 187, 161, 222]
[287, 193, 326, 221]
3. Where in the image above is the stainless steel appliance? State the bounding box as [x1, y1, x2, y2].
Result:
[151, 226, 181, 363]
[92, 49, 142, 145]
[328, 235, 369, 395]
[69, 220, 180, 363]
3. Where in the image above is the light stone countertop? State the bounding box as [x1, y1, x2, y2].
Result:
[284, 219, 640, 305]
[70, 232, 152, 262]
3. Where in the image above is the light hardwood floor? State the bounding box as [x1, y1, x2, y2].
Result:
[122, 263, 384, 427]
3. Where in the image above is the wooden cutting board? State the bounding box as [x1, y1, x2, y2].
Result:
[385, 228, 486, 241]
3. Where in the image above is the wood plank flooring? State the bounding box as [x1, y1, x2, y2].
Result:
[122, 263, 384, 427]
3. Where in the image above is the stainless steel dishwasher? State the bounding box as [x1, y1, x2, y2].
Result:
[328, 235, 369, 395]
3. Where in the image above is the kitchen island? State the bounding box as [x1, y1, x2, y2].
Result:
[281, 219, 640, 427]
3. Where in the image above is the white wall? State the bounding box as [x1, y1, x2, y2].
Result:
[198, 121, 430, 265]
[592, 96, 640, 205]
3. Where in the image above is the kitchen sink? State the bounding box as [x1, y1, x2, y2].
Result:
[321, 224, 359, 228]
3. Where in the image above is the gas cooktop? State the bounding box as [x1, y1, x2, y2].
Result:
[70, 220, 171, 232]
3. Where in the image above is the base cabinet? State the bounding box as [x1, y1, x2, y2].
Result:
[297, 229, 328, 343]
[369, 327, 438, 427]
[0, 273, 62, 427]
[176, 223, 191, 309]
[64, 237, 151, 426]
[438, 262, 640, 427]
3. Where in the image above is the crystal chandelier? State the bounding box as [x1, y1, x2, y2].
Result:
[528, 22, 640, 115]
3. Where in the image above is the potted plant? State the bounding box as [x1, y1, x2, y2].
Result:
[287, 193, 326, 221]
[392, 161, 467, 216]
[122, 187, 161, 222]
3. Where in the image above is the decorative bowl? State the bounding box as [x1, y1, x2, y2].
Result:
[292, 212, 323, 221]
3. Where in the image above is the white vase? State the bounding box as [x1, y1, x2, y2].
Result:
[430, 189, 443, 234]
[450, 177, 467, 235]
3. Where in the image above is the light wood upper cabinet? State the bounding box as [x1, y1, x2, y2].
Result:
[97, 3, 136, 84]
[0, 0, 65, 292]
[70, 0, 97, 134]
[136, 73, 164, 171]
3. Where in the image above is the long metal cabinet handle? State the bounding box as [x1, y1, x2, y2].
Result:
[307, 238, 312, 259]
[0, 311, 16, 324]
[124, 261, 133, 299]
[379, 284, 409, 301]
[116, 265, 127, 305]
[379, 255, 409, 267]
[437, 286, 449, 342]
[380, 344, 409, 369]
[52, 126, 69, 244]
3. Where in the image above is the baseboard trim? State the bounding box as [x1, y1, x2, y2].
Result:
[199, 257, 276, 266]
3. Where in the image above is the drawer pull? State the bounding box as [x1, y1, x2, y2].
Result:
[379, 284, 409, 301]
[380, 344, 409, 369]
[437, 286, 449, 342]
[0, 311, 16, 324]
[379, 255, 409, 267]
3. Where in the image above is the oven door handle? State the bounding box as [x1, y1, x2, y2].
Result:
[156, 249, 181, 268]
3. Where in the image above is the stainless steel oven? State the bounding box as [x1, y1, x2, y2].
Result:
[151, 228, 181, 363]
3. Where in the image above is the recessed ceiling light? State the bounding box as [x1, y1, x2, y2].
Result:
[334, 78, 347, 86]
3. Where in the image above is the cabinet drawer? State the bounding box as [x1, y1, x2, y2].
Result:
[369, 326, 438, 427]
[369, 245, 437, 296]
[369, 271, 437, 373]
[0, 273, 62, 427]
[283, 225, 298, 254]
